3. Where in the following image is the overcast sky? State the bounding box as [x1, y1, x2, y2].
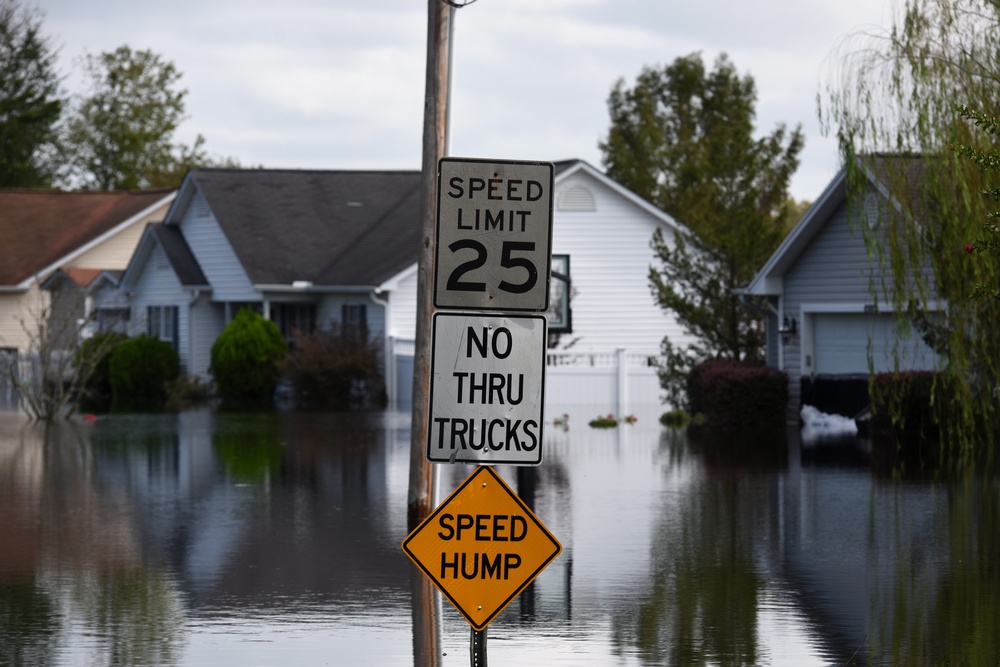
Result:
[37, 0, 897, 201]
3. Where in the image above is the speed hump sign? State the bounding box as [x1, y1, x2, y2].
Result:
[402, 466, 562, 631]
[434, 157, 554, 312]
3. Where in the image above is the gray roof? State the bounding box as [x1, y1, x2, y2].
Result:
[150, 223, 209, 287]
[187, 168, 423, 288]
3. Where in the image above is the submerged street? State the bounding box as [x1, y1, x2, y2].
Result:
[0, 407, 996, 666]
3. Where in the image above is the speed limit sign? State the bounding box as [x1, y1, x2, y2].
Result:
[434, 158, 554, 312]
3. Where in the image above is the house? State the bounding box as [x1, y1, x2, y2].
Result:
[742, 158, 939, 420]
[0, 189, 177, 361]
[116, 162, 694, 409]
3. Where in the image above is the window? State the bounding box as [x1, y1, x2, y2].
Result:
[547, 255, 571, 333]
[271, 303, 316, 341]
[341, 304, 367, 340]
[148, 306, 179, 349]
[97, 308, 130, 333]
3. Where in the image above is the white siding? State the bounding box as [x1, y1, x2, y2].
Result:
[385, 171, 692, 359]
[0, 289, 47, 352]
[387, 270, 418, 340]
[550, 172, 691, 355]
[180, 192, 257, 301]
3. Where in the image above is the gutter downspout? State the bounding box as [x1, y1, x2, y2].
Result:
[189, 289, 203, 379]
[370, 289, 393, 409]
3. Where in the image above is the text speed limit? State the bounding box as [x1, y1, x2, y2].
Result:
[434, 158, 554, 312]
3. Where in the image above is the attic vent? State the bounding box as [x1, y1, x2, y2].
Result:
[346, 201, 363, 208]
[558, 185, 596, 212]
[193, 195, 211, 218]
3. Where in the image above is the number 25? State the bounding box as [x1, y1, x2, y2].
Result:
[446, 240, 537, 294]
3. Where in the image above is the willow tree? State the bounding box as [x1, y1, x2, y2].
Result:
[822, 0, 1000, 467]
[601, 53, 803, 407]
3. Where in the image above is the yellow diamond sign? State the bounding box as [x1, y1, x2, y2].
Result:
[402, 466, 562, 631]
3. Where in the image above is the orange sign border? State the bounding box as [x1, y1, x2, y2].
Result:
[402, 466, 562, 630]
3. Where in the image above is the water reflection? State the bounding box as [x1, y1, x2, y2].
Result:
[0, 408, 997, 665]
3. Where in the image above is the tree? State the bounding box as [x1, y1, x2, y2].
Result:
[62, 45, 210, 190]
[0, 0, 62, 187]
[600, 53, 803, 407]
[822, 0, 1000, 466]
[955, 105, 1000, 302]
[0, 291, 123, 421]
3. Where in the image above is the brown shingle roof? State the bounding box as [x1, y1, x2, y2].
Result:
[0, 188, 174, 286]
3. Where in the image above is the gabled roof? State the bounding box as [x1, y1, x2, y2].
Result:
[150, 224, 210, 287]
[170, 168, 423, 288]
[552, 159, 686, 233]
[0, 188, 176, 288]
[120, 222, 209, 289]
[743, 169, 848, 296]
[743, 155, 924, 297]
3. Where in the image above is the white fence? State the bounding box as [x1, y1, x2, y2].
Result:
[388, 338, 666, 416]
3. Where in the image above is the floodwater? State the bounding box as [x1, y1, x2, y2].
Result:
[0, 405, 996, 666]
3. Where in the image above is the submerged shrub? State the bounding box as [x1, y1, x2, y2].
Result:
[76, 330, 128, 406]
[210, 308, 287, 403]
[660, 410, 690, 429]
[279, 326, 384, 410]
[696, 360, 787, 434]
[109, 335, 179, 401]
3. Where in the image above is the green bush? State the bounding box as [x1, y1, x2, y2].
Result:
[75, 330, 128, 406]
[165, 375, 214, 409]
[660, 410, 690, 429]
[210, 308, 287, 403]
[278, 326, 384, 410]
[109, 335, 180, 401]
[870, 371, 954, 470]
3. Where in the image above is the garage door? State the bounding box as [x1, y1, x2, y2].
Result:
[813, 313, 937, 375]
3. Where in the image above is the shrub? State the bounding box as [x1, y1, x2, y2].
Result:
[165, 375, 214, 409]
[660, 410, 690, 429]
[75, 330, 128, 406]
[210, 308, 287, 403]
[689, 359, 788, 437]
[870, 371, 956, 470]
[109, 335, 180, 401]
[685, 358, 736, 415]
[278, 326, 384, 410]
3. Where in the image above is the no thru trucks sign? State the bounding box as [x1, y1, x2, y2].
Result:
[426, 312, 547, 466]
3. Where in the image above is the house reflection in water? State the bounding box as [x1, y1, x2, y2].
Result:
[0, 410, 996, 665]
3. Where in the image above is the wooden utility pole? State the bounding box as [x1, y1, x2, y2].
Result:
[409, 4, 451, 666]
[408, 0, 451, 531]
